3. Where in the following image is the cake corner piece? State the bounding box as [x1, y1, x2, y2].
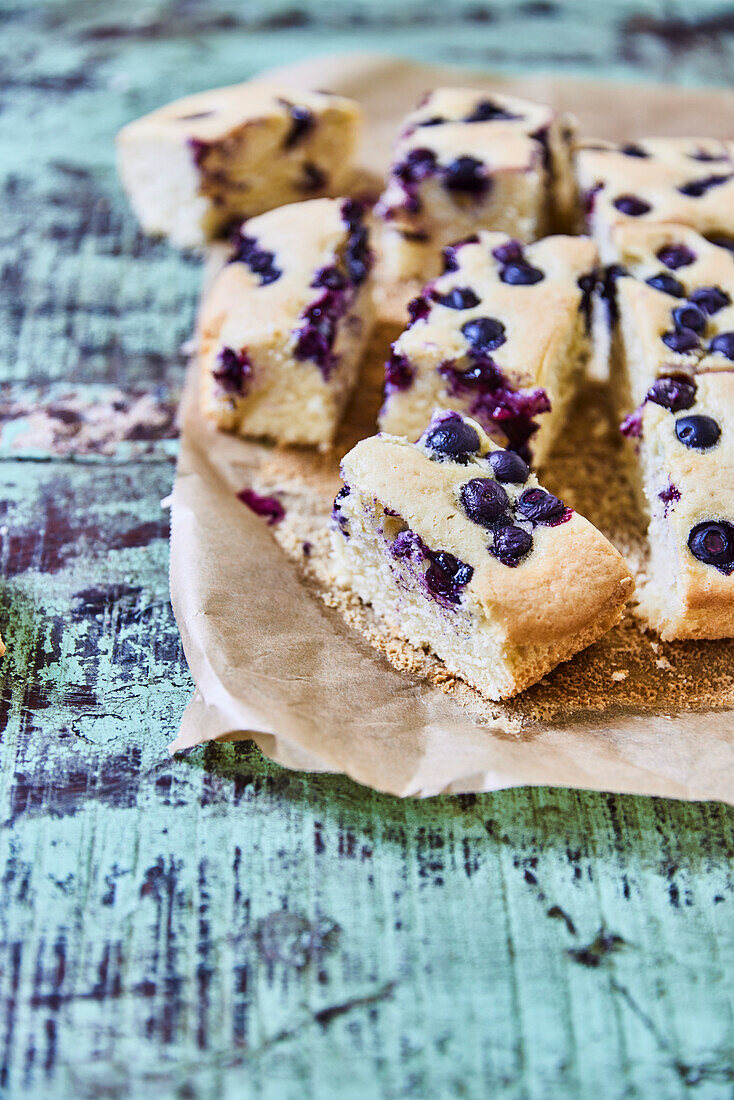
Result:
[331, 410, 633, 701]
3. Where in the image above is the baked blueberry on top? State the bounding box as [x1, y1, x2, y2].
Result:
[379, 230, 598, 467]
[117, 81, 362, 248]
[331, 411, 632, 700]
[200, 198, 374, 447]
[376, 86, 579, 284]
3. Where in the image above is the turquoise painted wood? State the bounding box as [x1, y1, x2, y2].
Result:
[1, 2, 733, 1097]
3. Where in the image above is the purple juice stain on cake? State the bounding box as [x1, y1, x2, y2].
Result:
[237, 487, 285, 526]
[689, 286, 730, 315]
[659, 482, 681, 515]
[490, 524, 533, 567]
[577, 271, 597, 332]
[422, 411, 481, 463]
[516, 487, 571, 526]
[229, 232, 282, 285]
[384, 351, 415, 393]
[612, 194, 651, 216]
[709, 332, 734, 360]
[646, 272, 685, 298]
[278, 99, 314, 148]
[442, 234, 479, 273]
[438, 359, 550, 460]
[332, 484, 350, 536]
[657, 243, 696, 269]
[432, 286, 481, 310]
[465, 99, 521, 123]
[675, 414, 721, 450]
[390, 529, 473, 607]
[646, 375, 697, 412]
[213, 346, 253, 394]
[678, 174, 733, 197]
[620, 409, 643, 438]
[406, 295, 431, 326]
[688, 521, 734, 574]
[443, 156, 489, 196]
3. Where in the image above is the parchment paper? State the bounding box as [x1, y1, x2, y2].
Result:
[169, 53, 734, 803]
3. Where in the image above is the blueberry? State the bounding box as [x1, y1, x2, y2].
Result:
[688, 521, 734, 572]
[490, 525, 533, 566]
[620, 143, 649, 158]
[678, 174, 733, 197]
[672, 304, 706, 333]
[444, 156, 488, 195]
[487, 449, 529, 484]
[433, 286, 481, 310]
[464, 99, 520, 123]
[300, 163, 327, 192]
[384, 352, 415, 392]
[675, 415, 721, 450]
[395, 147, 437, 183]
[708, 235, 734, 254]
[602, 263, 628, 323]
[312, 265, 347, 290]
[646, 375, 696, 411]
[646, 273, 685, 298]
[425, 551, 474, 602]
[661, 329, 700, 353]
[689, 286, 730, 315]
[657, 243, 696, 269]
[417, 115, 445, 127]
[516, 487, 565, 524]
[689, 148, 728, 163]
[229, 233, 282, 285]
[461, 316, 506, 353]
[500, 262, 544, 286]
[492, 239, 524, 265]
[407, 296, 431, 325]
[613, 194, 651, 216]
[423, 414, 481, 461]
[459, 477, 509, 526]
[709, 332, 734, 360]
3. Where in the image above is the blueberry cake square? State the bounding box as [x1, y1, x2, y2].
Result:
[376, 88, 577, 283]
[625, 373, 734, 640]
[610, 224, 734, 411]
[117, 82, 361, 248]
[575, 138, 734, 263]
[378, 232, 598, 466]
[199, 197, 374, 447]
[331, 411, 633, 700]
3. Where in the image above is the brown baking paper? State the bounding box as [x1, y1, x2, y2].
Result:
[169, 53, 734, 802]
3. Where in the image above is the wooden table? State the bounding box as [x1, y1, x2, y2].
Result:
[1, 2, 733, 1097]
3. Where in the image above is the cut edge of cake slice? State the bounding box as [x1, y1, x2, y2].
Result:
[331, 410, 633, 701]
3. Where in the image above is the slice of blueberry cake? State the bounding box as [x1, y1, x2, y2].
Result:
[331, 411, 633, 700]
[117, 82, 361, 248]
[378, 232, 598, 466]
[624, 373, 734, 640]
[575, 138, 734, 263]
[609, 224, 734, 412]
[376, 88, 577, 283]
[199, 197, 374, 447]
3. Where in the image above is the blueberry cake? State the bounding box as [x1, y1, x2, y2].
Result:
[199, 197, 374, 447]
[610, 224, 734, 410]
[376, 88, 577, 283]
[575, 138, 734, 263]
[117, 82, 361, 248]
[622, 373, 734, 640]
[331, 411, 633, 700]
[378, 232, 598, 465]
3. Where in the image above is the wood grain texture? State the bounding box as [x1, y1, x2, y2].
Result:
[1, 1, 733, 1097]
